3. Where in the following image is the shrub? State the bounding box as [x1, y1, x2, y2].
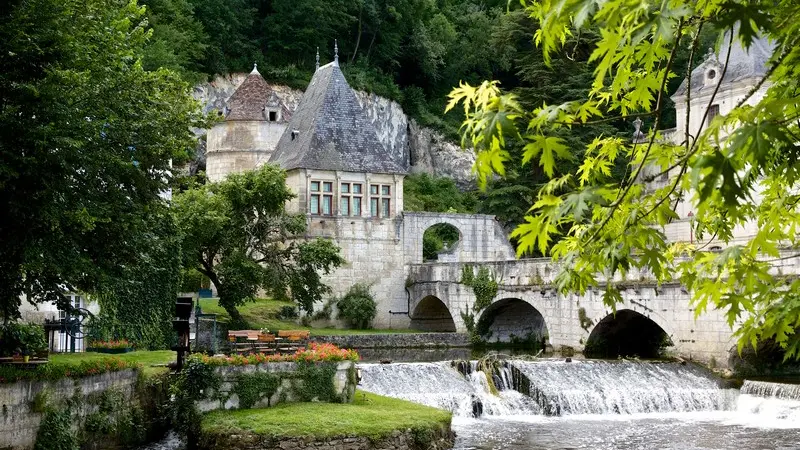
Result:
[276, 305, 298, 320]
[89, 339, 134, 350]
[0, 322, 47, 356]
[336, 284, 377, 329]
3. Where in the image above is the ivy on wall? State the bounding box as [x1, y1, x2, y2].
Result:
[460, 265, 498, 345]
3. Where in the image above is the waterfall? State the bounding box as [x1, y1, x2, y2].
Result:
[511, 360, 736, 415]
[359, 359, 737, 417]
[357, 362, 541, 417]
[741, 380, 800, 400]
[735, 380, 800, 425]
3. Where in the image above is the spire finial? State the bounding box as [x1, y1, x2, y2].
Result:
[632, 117, 646, 143]
[315, 47, 320, 70]
[334, 39, 339, 66]
[251, 63, 259, 75]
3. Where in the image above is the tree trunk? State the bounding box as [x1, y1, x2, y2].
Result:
[351, 6, 363, 63]
[197, 265, 247, 328]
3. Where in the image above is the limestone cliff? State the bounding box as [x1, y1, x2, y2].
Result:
[193, 74, 476, 187]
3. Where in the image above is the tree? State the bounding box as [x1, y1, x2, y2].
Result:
[173, 165, 344, 325]
[449, 1, 800, 359]
[0, 0, 206, 323]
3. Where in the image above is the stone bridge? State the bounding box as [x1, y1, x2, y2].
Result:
[404, 250, 800, 366]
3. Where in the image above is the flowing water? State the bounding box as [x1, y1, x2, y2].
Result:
[358, 359, 800, 449]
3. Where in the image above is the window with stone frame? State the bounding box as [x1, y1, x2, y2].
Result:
[369, 184, 392, 218]
[58, 295, 83, 320]
[310, 181, 320, 215]
[340, 182, 363, 216]
[707, 104, 720, 123]
[321, 181, 333, 215]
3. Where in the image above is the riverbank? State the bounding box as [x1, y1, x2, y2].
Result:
[198, 390, 454, 450]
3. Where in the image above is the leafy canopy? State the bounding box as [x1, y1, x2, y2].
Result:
[0, 0, 206, 322]
[173, 165, 344, 325]
[449, 0, 800, 360]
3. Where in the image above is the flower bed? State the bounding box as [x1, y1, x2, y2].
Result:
[194, 342, 359, 367]
[0, 357, 140, 384]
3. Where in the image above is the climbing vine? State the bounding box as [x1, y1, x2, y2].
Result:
[295, 361, 339, 402]
[233, 372, 280, 409]
[35, 408, 78, 450]
[471, 267, 498, 313]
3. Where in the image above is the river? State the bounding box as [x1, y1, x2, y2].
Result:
[140, 357, 800, 450]
[358, 359, 800, 450]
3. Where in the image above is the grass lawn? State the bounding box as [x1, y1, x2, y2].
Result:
[198, 297, 420, 335]
[50, 350, 175, 376]
[201, 390, 451, 440]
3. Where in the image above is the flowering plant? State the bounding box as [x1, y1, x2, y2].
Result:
[0, 357, 140, 384]
[190, 342, 359, 367]
[89, 339, 134, 350]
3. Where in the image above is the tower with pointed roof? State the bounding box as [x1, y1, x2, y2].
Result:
[205, 64, 292, 182]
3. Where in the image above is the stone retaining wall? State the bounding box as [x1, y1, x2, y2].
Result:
[196, 361, 356, 413]
[199, 426, 456, 450]
[315, 333, 469, 349]
[0, 370, 139, 450]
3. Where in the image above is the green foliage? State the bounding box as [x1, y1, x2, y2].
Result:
[0, 0, 207, 323]
[471, 267, 498, 312]
[578, 307, 593, 332]
[404, 173, 477, 213]
[295, 361, 339, 403]
[311, 299, 335, 321]
[83, 388, 146, 444]
[422, 223, 461, 261]
[276, 305, 299, 320]
[0, 357, 141, 384]
[336, 284, 378, 329]
[35, 409, 79, 450]
[174, 164, 344, 324]
[233, 372, 280, 409]
[0, 323, 47, 356]
[451, 0, 800, 360]
[460, 265, 475, 286]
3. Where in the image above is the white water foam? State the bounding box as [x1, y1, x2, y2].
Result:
[511, 359, 737, 415]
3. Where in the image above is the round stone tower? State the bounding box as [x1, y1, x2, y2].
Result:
[205, 65, 291, 182]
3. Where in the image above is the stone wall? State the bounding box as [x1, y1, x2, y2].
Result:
[315, 333, 470, 349]
[195, 361, 356, 413]
[198, 424, 456, 450]
[193, 75, 476, 186]
[406, 254, 800, 366]
[0, 370, 139, 450]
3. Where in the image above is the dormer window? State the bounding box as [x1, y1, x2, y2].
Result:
[707, 69, 716, 80]
[264, 108, 280, 122]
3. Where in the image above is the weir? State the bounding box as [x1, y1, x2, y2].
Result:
[358, 359, 740, 417]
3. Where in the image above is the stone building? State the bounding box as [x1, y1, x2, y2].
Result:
[205, 65, 292, 182]
[656, 34, 774, 247]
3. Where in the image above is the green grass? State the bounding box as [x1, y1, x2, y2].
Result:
[50, 350, 175, 376]
[201, 390, 451, 440]
[198, 298, 420, 335]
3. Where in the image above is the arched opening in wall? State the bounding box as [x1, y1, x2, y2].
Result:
[422, 223, 461, 261]
[585, 309, 672, 359]
[476, 298, 549, 351]
[410, 296, 456, 332]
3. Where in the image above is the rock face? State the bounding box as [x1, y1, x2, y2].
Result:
[193, 74, 476, 187]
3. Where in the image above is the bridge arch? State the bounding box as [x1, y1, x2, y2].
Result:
[410, 295, 456, 332]
[476, 298, 549, 350]
[585, 309, 673, 358]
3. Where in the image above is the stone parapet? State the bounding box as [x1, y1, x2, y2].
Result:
[314, 333, 470, 349]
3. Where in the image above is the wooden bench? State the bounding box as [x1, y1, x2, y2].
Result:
[276, 330, 310, 353]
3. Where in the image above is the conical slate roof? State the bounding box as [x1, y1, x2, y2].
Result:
[673, 34, 774, 98]
[269, 62, 407, 174]
[226, 66, 289, 121]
